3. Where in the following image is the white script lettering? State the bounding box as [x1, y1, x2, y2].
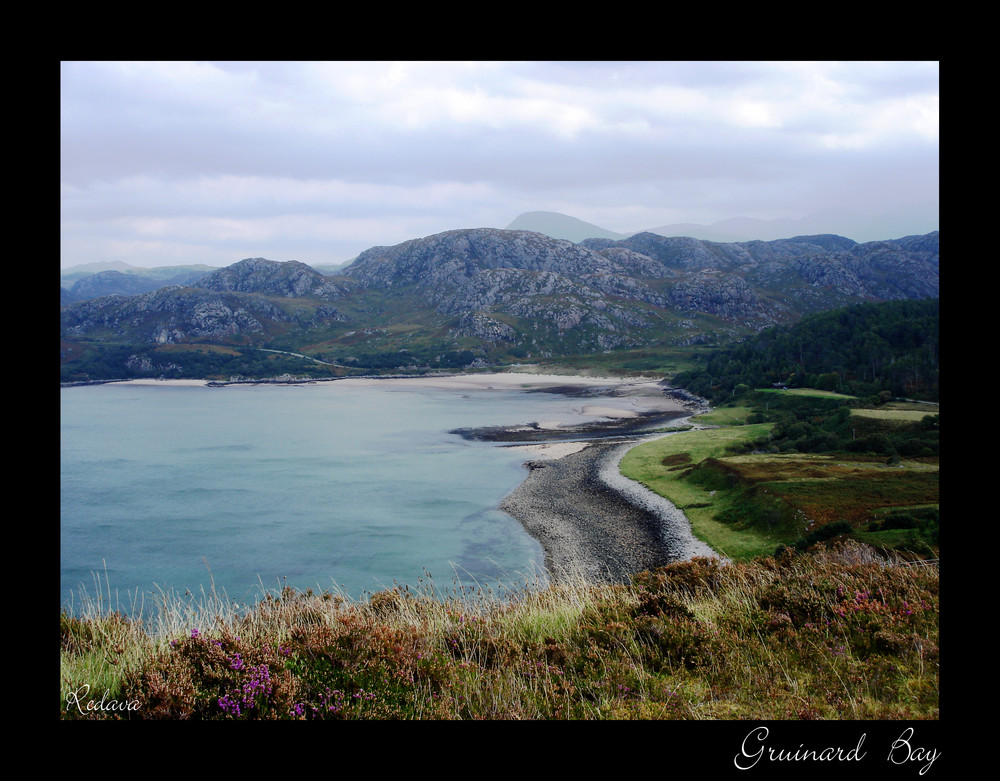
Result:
[735, 726, 867, 770]
[66, 684, 140, 715]
[888, 727, 940, 775]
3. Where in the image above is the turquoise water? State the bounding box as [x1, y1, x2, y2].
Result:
[61, 379, 618, 613]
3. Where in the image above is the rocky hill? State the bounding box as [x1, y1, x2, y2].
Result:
[196, 257, 353, 301]
[61, 284, 345, 346]
[60, 228, 939, 380]
[342, 227, 937, 330]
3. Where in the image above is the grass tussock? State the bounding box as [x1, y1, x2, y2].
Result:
[60, 541, 938, 720]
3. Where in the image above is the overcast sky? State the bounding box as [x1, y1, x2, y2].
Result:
[60, 61, 939, 270]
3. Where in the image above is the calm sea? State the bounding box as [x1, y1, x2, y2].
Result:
[61, 378, 623, 614]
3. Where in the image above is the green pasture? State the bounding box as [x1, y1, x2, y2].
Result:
[759, 387, 857, 399]
[850, 408, 938, 421]
[621, 423, 780, 560]
[620, 414, 939, 562]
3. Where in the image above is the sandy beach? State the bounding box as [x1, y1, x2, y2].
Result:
[110, 378, 211, 386]
[336, 370, 682, 407]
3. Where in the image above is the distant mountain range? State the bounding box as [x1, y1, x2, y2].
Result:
[505, 212, 631, 242]
[61, 225, 940, 381]
[504, 208, 939, 245]
[60, 260, 349, 304]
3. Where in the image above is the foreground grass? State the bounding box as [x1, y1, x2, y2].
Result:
[60, 542, 938, 720]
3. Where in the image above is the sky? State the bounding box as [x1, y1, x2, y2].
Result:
[60, 61, 939, 270]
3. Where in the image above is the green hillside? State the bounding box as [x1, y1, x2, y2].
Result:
[672, 298, 939, 403]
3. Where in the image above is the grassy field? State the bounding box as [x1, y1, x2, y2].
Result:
[619, 405, 939, 562]
[620, 423, 781, 560]
[687, 403, 757, 427]
[759, 387, 858, 399]
[850, 408, 939, 421]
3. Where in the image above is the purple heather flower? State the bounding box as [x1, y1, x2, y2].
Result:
[218, 695, 241, 716]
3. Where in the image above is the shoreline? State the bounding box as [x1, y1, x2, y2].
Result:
[496, 414, 719, 586]
[438, 374, 717, 583]
[67, 370, 668, 390]
[66, 369, 715, 586]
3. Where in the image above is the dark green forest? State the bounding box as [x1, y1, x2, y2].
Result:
[672, 298, 939, 404]
[726, 390, 939, 458]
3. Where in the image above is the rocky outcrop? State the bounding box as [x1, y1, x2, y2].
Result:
[667, 271, 773, 320]
[345, 229, 622, 289]
[452, 312, 518, 343]
[436, 268, 599, 314]
[61, 286, 299, 344]
[196, 257, 352, 301]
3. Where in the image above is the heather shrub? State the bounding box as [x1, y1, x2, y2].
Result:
[281, 611, 441, 719]
[776, 519, 853, 556]
[633, 612, 726, 671]
[757, 576, 834, 626]
[122, 627, 298, 719]
[62, 541, 938, 720]
[443, 613, 521, 670]
[631, 556, 731, 600]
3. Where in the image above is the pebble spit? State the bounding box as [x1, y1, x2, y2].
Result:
[499, 433, 720, 586]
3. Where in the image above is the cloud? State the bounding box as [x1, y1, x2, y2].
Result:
[61, 61, 938, 269]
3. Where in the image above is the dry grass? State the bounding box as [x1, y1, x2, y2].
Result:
[60, 542, 938, 720]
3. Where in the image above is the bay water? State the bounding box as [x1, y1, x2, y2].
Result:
[61, 378, 621, 614]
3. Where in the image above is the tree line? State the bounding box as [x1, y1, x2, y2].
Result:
[672, 298, 939, 403]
